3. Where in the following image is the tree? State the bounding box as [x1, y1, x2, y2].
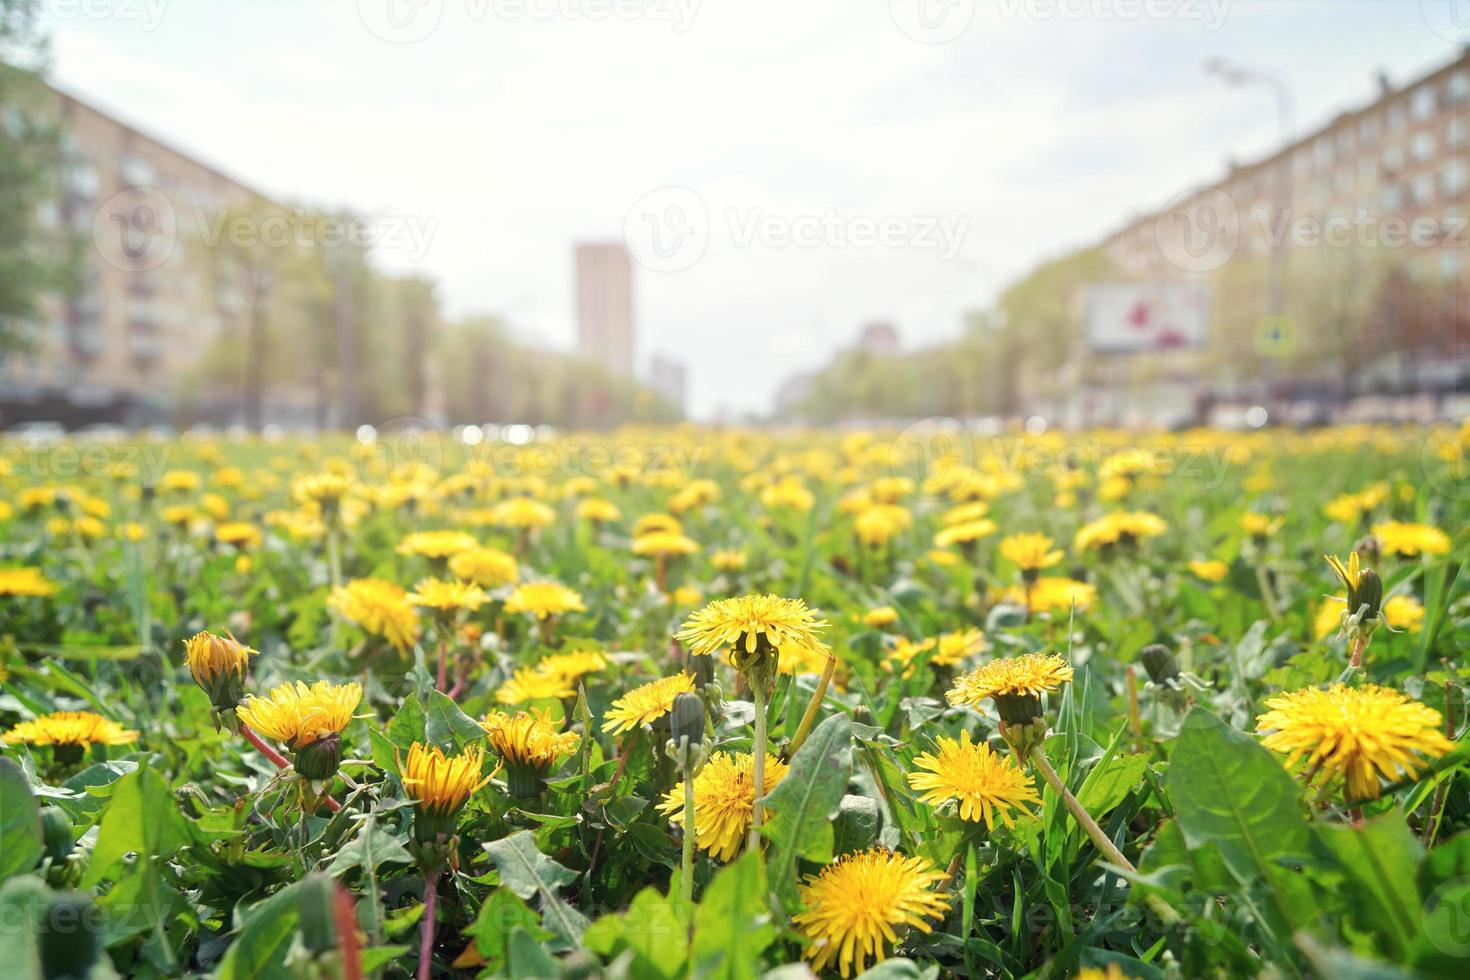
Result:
[0, 1, 76, 347]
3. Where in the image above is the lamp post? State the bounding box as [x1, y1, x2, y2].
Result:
[1205, 58, 1296, 416]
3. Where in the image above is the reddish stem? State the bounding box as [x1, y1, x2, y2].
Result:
[436, 635, 449, 692]
[239, 722, 342, 813]
[333, 883, 364, 980]
[418, 870, 440, 980]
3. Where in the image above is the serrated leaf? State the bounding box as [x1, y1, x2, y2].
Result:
[1169, 709, 1316, 937]
[463, 887, 552, 974]
[760, 712, 852, 908]
[483, 830, 587, 944]
[326, 816, 413, 876]
[424, 690, 487, 748]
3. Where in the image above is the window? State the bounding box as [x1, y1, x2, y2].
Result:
[1381, 184, 1404, 210]
[1451, 117, 1469, 148]
[1413, 131, 1437, 161]
[1411, 85, 1439, 120]
[1388, 103, 1407, 131]
[1383, 145, 1405, 171]
[1451, 71, 1470, 103]
[1413, 172, 1437, 203]
[1445, 159, 1469, 196]
[1359, 114, 1380, 144]
[1315, 136, 1335, 168]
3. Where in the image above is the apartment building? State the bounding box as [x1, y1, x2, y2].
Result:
[1, 85, 272, 427]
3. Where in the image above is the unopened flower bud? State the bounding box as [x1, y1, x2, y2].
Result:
[1139, 644, 1179, 685]
[294, 733, 343, 781]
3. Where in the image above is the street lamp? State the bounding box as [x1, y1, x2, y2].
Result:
[1205, 57, 1296, 414]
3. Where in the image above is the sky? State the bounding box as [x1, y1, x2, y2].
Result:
[38, 0, 1464, 419]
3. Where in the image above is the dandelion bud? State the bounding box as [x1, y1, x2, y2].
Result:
[40, 806, 74, 863]
[184, 630, 254, 716]
[294, 732, 343, 781]
[1139, 644, 1179, 685]
[1350, 568, 1383, 623]
[669, 693, 704, 749]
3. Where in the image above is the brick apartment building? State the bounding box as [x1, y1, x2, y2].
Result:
[0, 85, 318, 429]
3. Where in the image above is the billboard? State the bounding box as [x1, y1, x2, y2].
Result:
[1084, 281, 1209, 353]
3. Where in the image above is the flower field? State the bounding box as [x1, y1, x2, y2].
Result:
[1, 424, 1468, 979]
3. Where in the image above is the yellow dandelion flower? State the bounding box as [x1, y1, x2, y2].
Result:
[863, 606, 899, 628]
[632, 531, 700, 557]
[330, 578, 420, 651]
[495, 667, 576, 705]
[535, 650, 608, 682]
[855, 505, 913, 548]
[214, 521, 262, 550]
[760, 477, 814, 513]
[448, 547, 519, 588]
[1256, 684, 1453, 801]
[493, 496, 556, 529]
[1383, 594, 1425, 633]
[657, 752, 789, 862]
[575, 497, 622, 523]
[908, 729, 1040, 827]
[396, 530, 479, 559]
[1072, 966, 1134, 980]
[947, 652, 1074, 723]
[481, 708, 579, 796]
[407, 577, 488, 614]
[292, 472, 352, 508]
[1074, 511, 1167, 552]
[398, 741, 493, 818]
[1188, 559, 1228, 583]
[676, 593, 829, 664]
[1000, 533, 1064, 572]
[504, 582, 586, 620]
[1372, 521, 1452, 558]
[933, 628, 986, 667]
[236, 680, 362, 749]
[792, 848, 952, 978]
[1241, 512, 1284, 538]
[933, 518, 997, 549]
[2, 710, 139, 749]
[0, 567, 59, 597]
[603, 673, 698, 735]
[710, 549, 748, 572]
[632, 513, 683, 537]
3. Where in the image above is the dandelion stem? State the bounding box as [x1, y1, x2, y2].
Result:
[1349, 636, 1366, 669]
[680, 739, 696, 904]
[417, 870, 439, 980]
[326, 525, 343, 590]
[1254, 562, 1281, 621]
[749, 682, 767, 851]
[435, 632, 449, 692]
[1029, 744, 1179, 924]
[786, 653, 836, 759]
[239, 722, 341, 813]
